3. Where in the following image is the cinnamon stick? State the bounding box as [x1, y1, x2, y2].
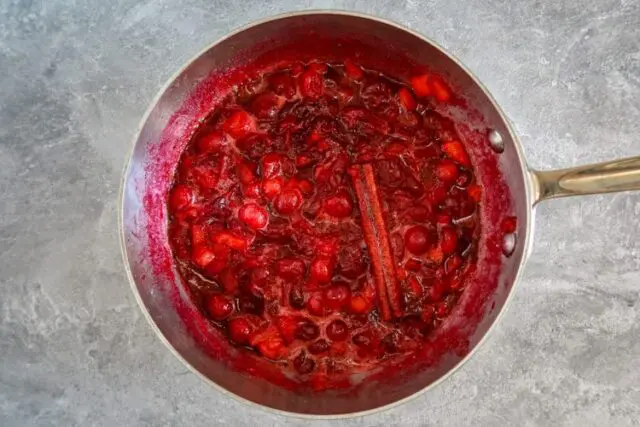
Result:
[351, 163, 403, 320]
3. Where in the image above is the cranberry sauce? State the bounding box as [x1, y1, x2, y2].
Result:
[167, 60, 481, 381]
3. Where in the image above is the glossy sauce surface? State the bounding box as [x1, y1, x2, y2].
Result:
[167, 61, 482, 383]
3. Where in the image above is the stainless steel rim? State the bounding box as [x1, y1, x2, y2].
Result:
[118, 9, 534, 419]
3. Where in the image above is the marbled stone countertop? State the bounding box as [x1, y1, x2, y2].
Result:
[1, 1, 639, 425]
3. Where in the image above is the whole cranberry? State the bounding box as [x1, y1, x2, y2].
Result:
[404, 225, 433, 255]
[205, 294, 234, 320]
[326, 320, 349, 341]
[228, 317, 254, 345]
[323, 283, 351, 310]
[324, 190, 353, 218]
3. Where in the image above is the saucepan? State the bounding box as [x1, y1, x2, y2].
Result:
[119, 11, 640, 417]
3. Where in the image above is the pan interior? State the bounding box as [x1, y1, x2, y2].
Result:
[121, 12, 531, 416]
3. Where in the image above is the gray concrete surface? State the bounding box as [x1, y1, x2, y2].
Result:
[1, 0, 639, 425]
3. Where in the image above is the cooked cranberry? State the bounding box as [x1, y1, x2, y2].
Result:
[398, 88, 416, 111]
[410, 74, 431, 97]
[238, 203, 269, 230]
[293, 351, 316, 374]
[404, 225, 432, 255]
[239, 294, 264, 316]
[435, 159, 459, 182]
[326, 320, 348, 341]
[299, 70, 324, 99]
[261, 176, 284, 199]
[306, 291, 327, 316]
[260, 153, 285, 178]
[223, 110, 255, 139]
[295, 319, 320, 341]
[324, 190, 353, 218]
[196, 131, 226, 153]
[289, 286, 305, 309]
[343, 59, 364, 80]
[228, 317, 254, 345]
[323, 283, 351, 310]
[250, 92, 282, 120]
[205, 294, 234, 320]
[274, 189, 302, 214]
[169, 185, 193, 213]
[309, 257, 334, 284]
[275, 257, 306, 281]
[440, 226, 458, 254]
[168, 60, 481, 375]
[352, 331, 373, 348]
[308, 339, 330, 355]
[268, 71, 296, 98]
[256, 336, 286, 360]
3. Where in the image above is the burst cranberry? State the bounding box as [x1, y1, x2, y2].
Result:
[398, 87, 417, 111]
[299, 70, 324, 99]
[238, 203, 269, 230]
[296, 319, 320, 341]
[276, 316, 299, 343]
[435, 159, 459, 181]
[293, 351, 316, 374]
[275, 257, 306, 281]
[214, 232, 246, 251]
[250, 92, 282, 120]
[274, 189, 302, 214]
[308, 339, 330, 355]
[223, 110, 255, 139]
[205, 294, 234, 320]
[323, 283, 351, 310]
[406, 276, 423, 299]
[228, 317, 254, 345]
[169, 184, 193, 213]
[261, 176, 284, 198]
[441, 226, 458, 254]
[196, 131, 226, 153]
[324, 190, 353, 218]
[306, 291, 326, 316]
[192, 245, 216, 268]
[268, 71, 296, 98]
[410, 74, 431, 97]
[326, 320, 348, 341]
[343, 59, 364, 80]
[256, 336, 286, 360]
[405, 258, 422, 271]
[310, 257, 334, 284]
[352, 331, 373, 348]
[289, 286, 305, 309]
[441, 140, 471, 167]
[404, 225, 432, 255]
[444, 254, 463, 273]
[260, 153, 284, 178]
[431, 76, 451, 102]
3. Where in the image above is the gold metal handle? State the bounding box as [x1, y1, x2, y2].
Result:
[530, 156, 640, 205]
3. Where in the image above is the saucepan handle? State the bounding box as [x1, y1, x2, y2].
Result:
[530, 156, 640, 205]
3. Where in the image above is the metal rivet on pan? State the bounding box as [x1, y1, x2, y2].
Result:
[502, 233, 516, 257]
[488, 129, 504, 153]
